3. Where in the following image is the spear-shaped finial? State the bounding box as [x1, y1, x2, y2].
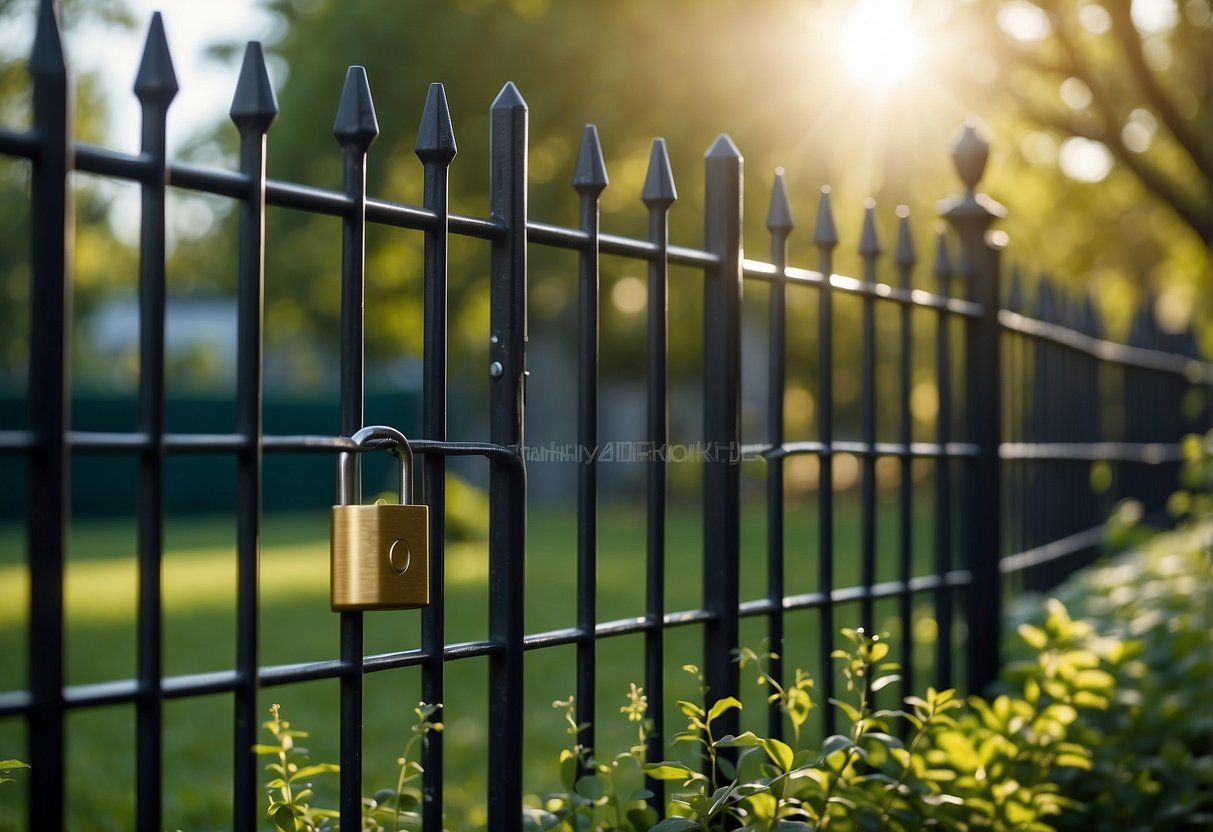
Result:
[415, 82, 457, 164]
[766, 168, 793, 234]
[229, 41, 278, 132]
[572, 124, 608, 195]
[814, 186, 838, 249]
[333, 66, 379, 151]
[642, 138, 677, 208]
[134, 12, 178, 105]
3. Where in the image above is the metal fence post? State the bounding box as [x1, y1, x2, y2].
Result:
[416, 81, 456, 832]
[488, 80, 528, 828]
[230, 40, 277, 832]
[133, 15, 177, 831]
[26, 1, 71, 827]
[573, 124, 608, 759]
[642, 138, 676, 809]
[333, 65, 379, 828]
[940, 121, 1005, 694]
[702, 134, 743, 748]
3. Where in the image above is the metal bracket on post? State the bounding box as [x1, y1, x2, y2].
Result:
[939, 119, 1006, 695]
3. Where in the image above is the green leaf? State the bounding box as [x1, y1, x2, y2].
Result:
[819, 734, 854, 761]
[708, 696, 743, 722]
[764, 737, 795, 772]
[0, 760, 29, 770]
[870, 674, 901, 692]
[787, 687, 813, 727]
[575, 774, 605, 800]
[678, 700, 706, 719]
[644, 761, 694, 781]
[716, 731, 765, 748]
[290, 763, 340, 781]
[831, 699, 862, 723]
[251, 744, 282, 755]
[650, 818, 701, 832]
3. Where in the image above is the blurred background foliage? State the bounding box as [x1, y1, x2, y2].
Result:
[0, 0, 1208, 392]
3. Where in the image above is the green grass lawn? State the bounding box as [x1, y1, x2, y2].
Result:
[0, 492, 947, 830]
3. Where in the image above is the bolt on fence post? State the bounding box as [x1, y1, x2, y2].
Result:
[487, 80, 528, 829]
[26, 0, 71, 828]
[939, 120, 1006, 694]
[702, 134, 743, 761]
[229, 38, 276, 832]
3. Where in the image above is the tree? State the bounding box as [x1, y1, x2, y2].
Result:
[953, 0, 1210, 336]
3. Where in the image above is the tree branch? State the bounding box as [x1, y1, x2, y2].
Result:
[1022, 103, 1212, 244]
[1105, 0, 1213, 182]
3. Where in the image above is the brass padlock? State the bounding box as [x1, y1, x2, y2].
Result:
[330, 425, 430, 611]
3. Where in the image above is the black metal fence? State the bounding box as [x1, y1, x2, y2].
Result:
[1, 5, 1208, 830]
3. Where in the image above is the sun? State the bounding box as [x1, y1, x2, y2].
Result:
[840, 0, 922, 87]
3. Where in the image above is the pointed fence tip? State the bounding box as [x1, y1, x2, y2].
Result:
[30, 0, 66, 77]
[491, 80, 527, 111]
[642, 138, 677, 207]
[706, 133, 742, 160]
[333, 65, 379, 150]
[230, 41, 278, 131]
[415, 82, 457, 164]
[1006, 266, 1023, 312]
[859, 200, 881, 258]
[766, 169, 794, 233]
[572, 124, 608, 193]
[134, 11, 179, 103]
[895, 209, 915, 270]
[932, 231, 952, 279]
[814, 187, 838, 248]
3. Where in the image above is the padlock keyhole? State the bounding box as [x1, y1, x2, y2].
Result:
[388, 539, 412, 575]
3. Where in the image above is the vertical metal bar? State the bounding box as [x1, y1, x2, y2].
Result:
[573, 124, 607, 758]
[132, 15, 176, 831]
[858, 202, 880, 631]
[931, 232, 954, 690]
[26, 1, 71, 827]
[941, 121, 1005, 694]
[229, 41, 277, 832]
[415, 82, 456, 832]
[642, 138, 675, 808]
[894, 208, 915, 704]
[333, 65, 379, 828]
[814, 188, 838, 736]
[487, 81, 528, 828]
[702, 134, 743, 751]
[765, 170, 793, 743]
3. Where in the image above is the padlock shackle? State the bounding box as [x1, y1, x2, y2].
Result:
[337, 425, 415, 506]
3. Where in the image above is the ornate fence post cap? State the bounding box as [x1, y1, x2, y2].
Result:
[937, 119, 1006, 226]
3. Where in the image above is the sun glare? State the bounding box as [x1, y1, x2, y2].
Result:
[840, 0, 922, 87]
